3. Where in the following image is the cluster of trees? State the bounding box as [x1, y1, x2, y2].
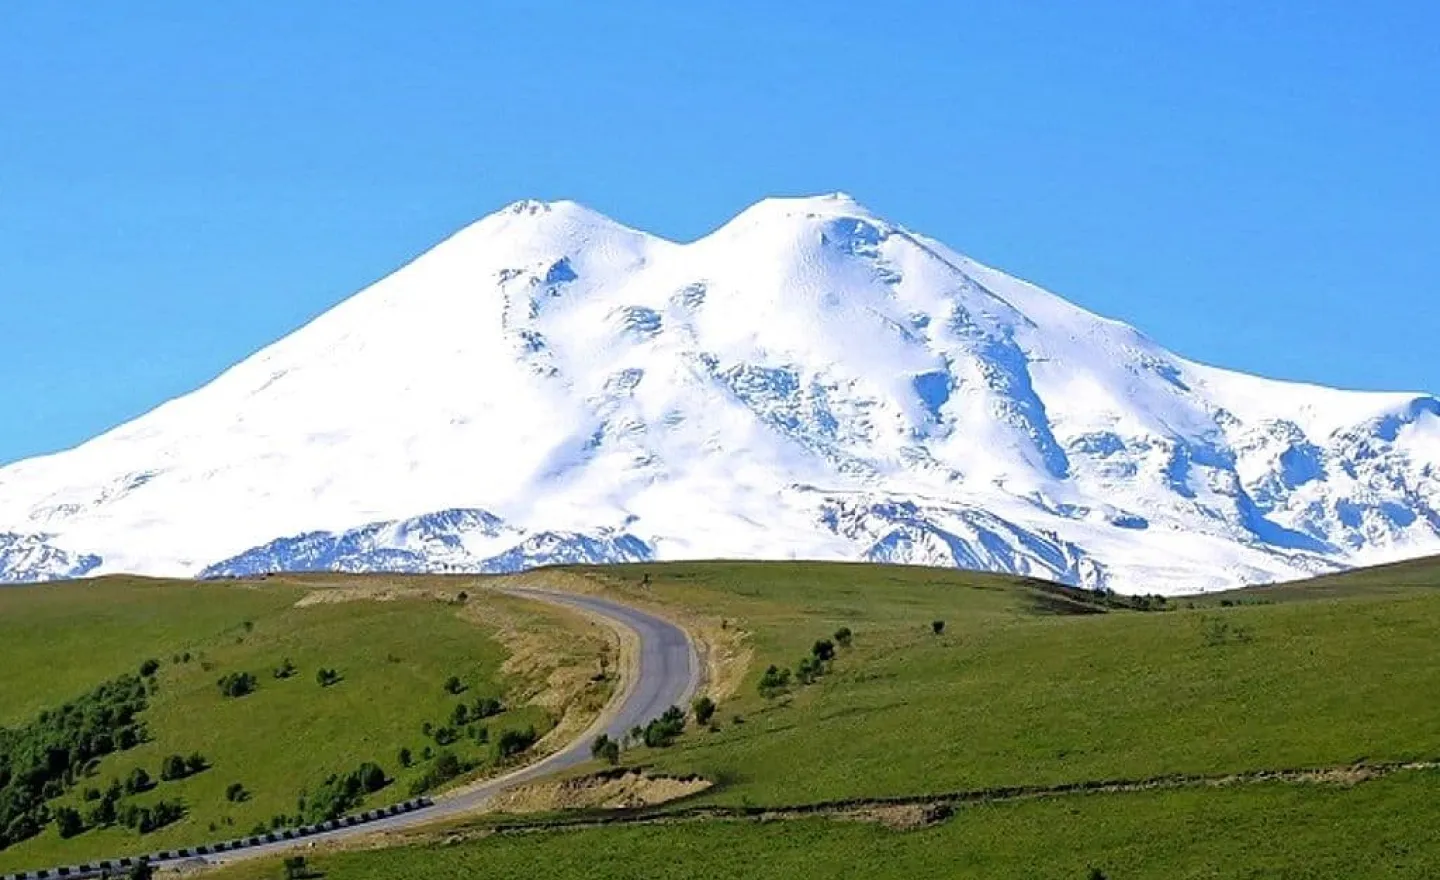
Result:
[759, 628, 854, 699]
[414, 693, 507, 758]
[640, 707, 686, 748]
[408, 752, 466, 796]
[0, 673, 150, 849]
[797, 639, 836, 684]
[61, 773, 187, 840]
[159, 752, 207, 782]
[115, 799, 184, 834]
[451, 696, 503, 727]
[298, 762, 387, 824]
[217, 672, 256, 698]
[758, 665, 792, 697]
[496, 726, 539, 760]
[590, 734, 621, 765]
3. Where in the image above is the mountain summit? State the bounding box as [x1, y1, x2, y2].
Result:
[3, 195, 1437, 592]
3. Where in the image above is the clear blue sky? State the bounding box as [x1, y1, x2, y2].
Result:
[3, 2, 1437, 466]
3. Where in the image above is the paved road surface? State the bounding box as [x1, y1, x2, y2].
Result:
[180, 586, 700, 869]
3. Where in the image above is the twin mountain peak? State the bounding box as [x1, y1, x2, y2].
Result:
[3, 194, 1437, 593]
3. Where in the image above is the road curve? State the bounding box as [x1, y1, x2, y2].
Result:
[180, 587, 700, 869]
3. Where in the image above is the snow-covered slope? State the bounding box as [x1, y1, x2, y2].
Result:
[2, 194, 1437, 592]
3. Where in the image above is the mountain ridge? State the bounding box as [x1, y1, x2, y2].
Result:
[2, 193, 1436, 592]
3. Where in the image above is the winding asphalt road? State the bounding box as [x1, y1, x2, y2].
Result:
[172, 586, 700, 870]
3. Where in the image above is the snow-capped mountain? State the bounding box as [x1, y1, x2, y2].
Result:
[2, 194, 1437, 592]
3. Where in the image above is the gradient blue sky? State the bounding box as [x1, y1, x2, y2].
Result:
[3, 2, 1437, 465]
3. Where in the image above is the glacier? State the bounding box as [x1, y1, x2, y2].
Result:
[1, 193, 1436, 593]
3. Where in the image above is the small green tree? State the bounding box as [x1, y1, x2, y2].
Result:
[128, 859, 154, 880]
[641, 706, 687, 748]
[54, 806, 84, 839]
[217, 671, 257, 698]
[139, 658, 160, 677]
[274, 658, 297, 679]
[931, 620, 946, 635]
[87, 795, 118, 828]
[758, 664, 792, 698]
[443, 675, 465, 695]
[496, 727, 538, 759]
[160, 754, 188, 781]
[811, 639, 836, 663]
[125, 767, 153, 795]
[590, 734, 621, 765]
[796, 655, 822, 684]
[225, 782, 247, 803]
[692, 695, 717, 726]
[833, 626, 853, 648]
[283, 855, 310, 880]
[398, 747, 413, 768]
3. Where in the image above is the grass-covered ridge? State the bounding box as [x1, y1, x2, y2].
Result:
[14, 557, 1440, 878]
[213, 769, 1440, 880]
[0, 575, 610, 872]
[528, 560, 1440, 806]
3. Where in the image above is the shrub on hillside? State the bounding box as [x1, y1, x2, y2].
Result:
[591, 734, 621, 765]
[797, 655, 825, 685]
[642, 707, 686, 748]
[159, 752, 207, 781]
[125, 767, 154, 795]
[217, 671, 256, 698]
[300, 762, 388, 823]
[496, 726, 539, 760]
[54, 806, 84, 839]
[692, 696, 717, 726]
[408, 752, 466, 795]
[472, 696, 503, 719]
[758, 665, 792, 698]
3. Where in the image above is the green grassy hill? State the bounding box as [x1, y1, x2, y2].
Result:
[586, 560, 1440, 805]
[12, 558, 1440, 878]
[0, 575, 608, 872]
[217, 557, 1440, 879]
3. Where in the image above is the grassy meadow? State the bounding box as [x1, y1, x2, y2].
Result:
[553, 561, 1440, 805]
[0, 576, 607, 872]
[212, 768, 1440, 880]
[9, 558, 1440, 878]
